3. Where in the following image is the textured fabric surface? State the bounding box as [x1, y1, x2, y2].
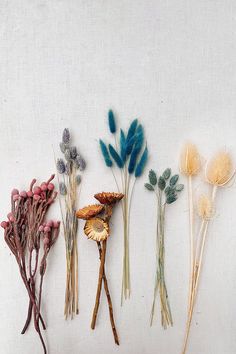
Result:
[0, 1, 236, 353]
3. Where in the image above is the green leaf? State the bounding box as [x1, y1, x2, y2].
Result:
[169, 174, 179, 186]
[175, 184, 184, 192]
[145, 183, 154, 191]
[166, 194, 177, 204]
[163, 168, 171, 179]
[158, 176, 166, 191]
[149, 169, 157, 186]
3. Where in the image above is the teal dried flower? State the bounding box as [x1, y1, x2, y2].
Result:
[108, 109, 116, 134]
[57, 158, 66, 174]
[163, 168, 171, 180]
[169, 174, 179, 186]
[109, 144, 124, 168]
[62, 128, 70, 144]
[99, 140, 113, 167]
[158, 176, 166, 190]
[120, 129, 126, 162]
[135, 146, 148, 178]
[149, 170, 157, 186]
[145, 183, 154, 191]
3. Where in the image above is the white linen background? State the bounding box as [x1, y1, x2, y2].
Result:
[0, 1, 236, 353]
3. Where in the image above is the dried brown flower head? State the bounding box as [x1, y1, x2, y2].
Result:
[180, 143, 201, 176]
[197, 195, 213, 220]
[94, 192, 124, 205]
[76, 204, 104, 220]
[206, 151, 234, 186]
[84, 218, 109, 241]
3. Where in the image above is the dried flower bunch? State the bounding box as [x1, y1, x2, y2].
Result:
[145, 169, 184, 328]
[76, 191, 124, 345]
[56, 128, 86, 319]
[1, 175, 60, 354]
[99, 110, 148, 303]
[180, 146, 234, 353]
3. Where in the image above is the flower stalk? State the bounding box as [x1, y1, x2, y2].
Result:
[145, 168, 184, 328]
[99, 110, 148, 303]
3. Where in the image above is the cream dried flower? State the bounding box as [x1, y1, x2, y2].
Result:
[197, 195, 213, 220]
[180, 143, 201, 176]
[84, 218, 109, 241]
[206, 151, 234, 186]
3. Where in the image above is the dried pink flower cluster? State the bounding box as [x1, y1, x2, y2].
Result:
[1, 174, 60, 354]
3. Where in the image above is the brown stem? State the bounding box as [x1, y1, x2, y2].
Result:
[97, 242, 119, 345]
[91, 240, 107, 330]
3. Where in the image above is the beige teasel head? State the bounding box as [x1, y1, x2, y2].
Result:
[197, 195, 214, 220]
[180, 142, 201, 176]
[205, 151, 235, 187]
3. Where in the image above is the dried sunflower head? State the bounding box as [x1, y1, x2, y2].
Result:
[76, 204, 104, 220]
[84, 217, 109, 241]
[94, 192, 124, 205]
[206, 151, 234, 186]
[180, 143, 201, 176]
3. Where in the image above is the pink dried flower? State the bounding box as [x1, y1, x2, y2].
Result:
[27, 191, 33, 197]
[1, 221, 9, 229]
[47, 183, 54, 191]
[38, 225, 44, 232]
[20, 191, 27, 198]
[11, 189, 19, 196]
[44, 226, 51, 233]
[40, 183, 48, 191]
[53, 221, 60, 229]
[33, 194, 41, 201]
[33, 186, 41, 195]
[13, 195, 19, 201]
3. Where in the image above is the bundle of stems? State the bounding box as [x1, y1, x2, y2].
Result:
[1, 175, 60, 354]
[181, 150, 234, 353]
[99, 110, 148, 303]
[145, 168, 184, 328]
[76, 192, 124, 345]
[56, 128, 86, 319]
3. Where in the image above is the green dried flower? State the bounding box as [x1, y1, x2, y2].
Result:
[149, 170, 157, 186]
[158, 176, 166, 190]
[163, 168, 171, 180]
[145, 183, 154, 191]
[175, 184, 184, 192]
[166, 194, 177, 204]
[169, 174, 179, 186]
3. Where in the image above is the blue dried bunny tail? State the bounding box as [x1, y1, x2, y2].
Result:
[120, 129, 127, 163]
[128, 125, 144, 174]
[126, 119, 138, 155]
[99, 139, 113, 167]
[135, 146, 148, 177]
[108, 109, 116, 134]
[109, 144, 124, 168]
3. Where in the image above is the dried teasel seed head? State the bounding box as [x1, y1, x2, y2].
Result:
[180, 143, 201, 176]
[205, 151, 234, 186]
[197, 195, 213, 220]
[84, 217, 109, 241]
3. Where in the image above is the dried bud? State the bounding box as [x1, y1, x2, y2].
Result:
[20, 191, 27, 198]
[75, 155, 86, 171]
[60, 142, 66, 153]
[70, 146, 77, 159]
[62, 128, 70, 144]
[38, 225, 44, 232]
[33, 186, 41, 195]
[59, 182, 67, 195]
[11, 189, 19, 196]
[40, 183, 48, 191]
[33, 194, 41, 201]
[76, 175, 81, 185]
[53, 221, 60, 229]
[27, 191, 33, 197]
[46, 220, 53, 227]
[44, 226, 51, 233]
[13, 195, 19, 201]
[47, 183, 54, 191]
[1, 221, 9, 229]
[56, 158, 66, 174]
